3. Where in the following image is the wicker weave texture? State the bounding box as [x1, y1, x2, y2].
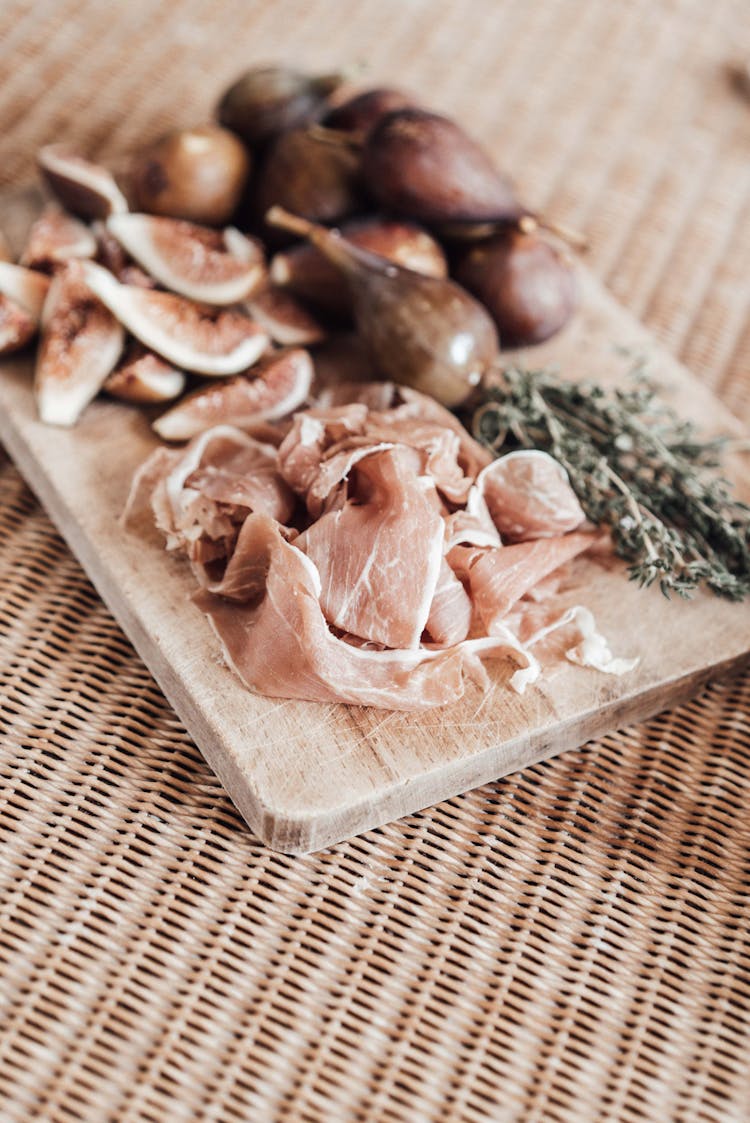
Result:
[1, 1, 750, 1120]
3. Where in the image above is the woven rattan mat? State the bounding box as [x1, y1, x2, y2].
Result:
[1, 2, 749, 1120]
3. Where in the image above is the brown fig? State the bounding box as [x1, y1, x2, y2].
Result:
[246, 286, 326, 346]
[131, 126, 251, 226]
[104, 345, 186, 404]
[267, 207, 499, 408]
[153, 348, 313, 441]
[217, 66, 346, 146]
[38, 145, 129, 220]
[455, 229, 577, 347]
[325, 87, 417, 136]
[107, 214, 266, 304]
[0, 295, 38, 354]
[81, 261, 269, 376]
[253, 127, 362, 230]
[270, 216, 447, 316]
[20, 204, 97, 271]
[35, 260, 124, 426]
[361, 108, 524, 227]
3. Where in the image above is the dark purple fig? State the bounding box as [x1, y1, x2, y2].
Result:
[455, 229, 577, 347]
[253, 127, 362, 230]
[270, 216, 447, 316]
[267, 206, 499, 407]
[325, 87, 417, 136]
[217, 66, 346, 146]
[361, 108, 524, 226]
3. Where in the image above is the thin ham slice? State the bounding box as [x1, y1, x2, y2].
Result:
[449, 532, 595, 633]
[476, 449, 585, 541]
[299, 446, 444, 649]
[196, 513, 531, 711]
[424, 559, 473, 645]
[148, 426, 294, 565]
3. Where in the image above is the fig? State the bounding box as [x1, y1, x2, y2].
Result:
[131, 125, 250, 226]
[35, 261, 124, 426]
[246, 286, 326, 346]
[325, 87, 417, 136]
[267, 207, 499, 408]
[107, 214, 265, 304]
[253, 126, 362, 229]
[104, 345, 186, 404]
[80, 261, 269, 376]
[38, 145, 129, 220]
[0, 262, 51, 321]
[455, 229, 577, 347]
[153, 348, 313, 441]
[270, 216, 447, 316]
[362, 108, 523, 227]
[0, 295, 38, 354]
[217, 65, 346, 146]
[20, 204, 97, 270]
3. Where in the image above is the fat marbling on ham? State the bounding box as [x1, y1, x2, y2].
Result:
[130, 381, 637, 710]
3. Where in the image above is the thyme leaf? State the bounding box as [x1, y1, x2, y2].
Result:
[470, 366, 750, 600]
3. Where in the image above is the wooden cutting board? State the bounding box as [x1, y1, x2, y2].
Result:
[1, 186, 749, 853]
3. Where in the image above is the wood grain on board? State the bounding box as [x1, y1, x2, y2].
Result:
[1, 186, 749, 853]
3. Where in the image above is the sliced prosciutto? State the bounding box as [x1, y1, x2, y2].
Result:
[476, 449, 585, 541]
[149, 425, 294, 565]
[450, 532, 595, 634]
[131, 383, 637, 709]
[299, 446, 444, 649]
[196, 513, 530, 710]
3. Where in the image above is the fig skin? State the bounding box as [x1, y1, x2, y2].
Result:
[455, 229, 577, 348]
[270, 217, 447, 316]
[131, 125, 251, 226]
[217, 66, 345, 146]
[268, 207, 499, 408]
[325, 87, 417, 136]
[252, 126, 363, 232]
[362, 108, 523, 226]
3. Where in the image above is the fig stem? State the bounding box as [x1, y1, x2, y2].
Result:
[521, 213, 589, 252]
[306, 123, 365, 149]
[265, 206, 357, 276]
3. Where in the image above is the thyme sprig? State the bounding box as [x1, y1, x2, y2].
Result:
[471, 366, 750, 600]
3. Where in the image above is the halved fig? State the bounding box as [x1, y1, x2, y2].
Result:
[104, 345, 186, 404]
[35, 260, 124, 426]
[0, 229, 12, 263]
[106, 214, 266, 304]
[81, 261, 269, 376]
[0, 295, 38, 354]
[92, 222, 157, 288]
[246, 285, 326, 346]
[38, 145, 129, 220]
[153, 347, 313, 441]
[0, 262, 51, 321]
[20, 205, 97, 270]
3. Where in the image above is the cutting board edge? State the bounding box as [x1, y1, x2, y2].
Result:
[260, 651, 750, 853]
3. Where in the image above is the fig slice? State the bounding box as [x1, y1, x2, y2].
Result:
[20, 204, 97, 270]
[153, 347, 313, 441]
[35, 260, 124, 426]
[106, 214, 266, 304]
[0, 294, 38, 354]
[38, 144, 129, 220]
[246, 285, 326, 346]
[81, 261, 269, 376]
[104, 345, 186, 404]
[0, 262, 51, 321]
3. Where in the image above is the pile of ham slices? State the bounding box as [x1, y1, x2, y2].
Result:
[128, 382, 637, 710]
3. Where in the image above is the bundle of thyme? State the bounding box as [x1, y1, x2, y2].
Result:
[471, 366, 750, 600]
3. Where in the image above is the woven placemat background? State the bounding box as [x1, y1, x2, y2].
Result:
[1, 1, 749, 1120]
